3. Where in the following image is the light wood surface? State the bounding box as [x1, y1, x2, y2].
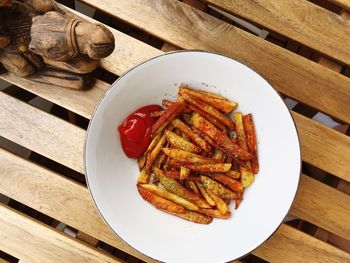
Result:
[0, 92, 85, 174]
[203, 0, 350, 65]
[1, 147, 348, 260]
[80, 0, 350, 123]
[254, 224, 350, 263]
[0, 204, 124, 263]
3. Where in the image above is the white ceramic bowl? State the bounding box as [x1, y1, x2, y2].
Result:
[85, 51, 301, 263]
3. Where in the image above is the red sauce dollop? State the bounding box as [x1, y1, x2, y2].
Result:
[118, 105, 162, 158]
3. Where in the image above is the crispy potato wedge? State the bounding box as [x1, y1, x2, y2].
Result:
[241, 166, 254, 188]
[192, 112, 252, 160]
[162, 148, 216, 164]
[180, 166, 191, 180]
[198, 208, 231, 219]
[207, 173, 243, 192]
[137, 155, 146, 171]
[138, 185, 185, 213]
[195, 181, 215, 206]
[185, 180, 200, 194]
[168, 159, 232, 173]
[226, 170, 241, 179]
[187, 104, 226, 130]
[152, 100, 185, 136]
[140, 184, 199, 211]
[171, 119, 211, 153]
[150, 110, 165, 117]
[200, 175, 238, 200]
[206, 189, 230, 215]
[145, 134, 167, 171]
[137, 169, 149, 184]
[181, 93, 234, 129]
[243, 114, 259, 174]
[165, 209, 213, 224]
[179, 86, 237, 113]
[158, 174, 211, 208]
[165, 130, 201, 153]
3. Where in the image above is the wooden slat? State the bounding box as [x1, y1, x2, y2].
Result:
[0, 204, 123, 263]
[0, 92, 85, 174]
[290, 175, 350, 240]
[327, 0, 350, 11]
[78, 0, 350, 123]
[254, 224, 350, 263]
[0, 148, 150, 262]
[1, 148, 349, 257]
[203, 0, 350, 65]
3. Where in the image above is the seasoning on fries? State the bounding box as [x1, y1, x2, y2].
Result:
[118, 85, 259, 224]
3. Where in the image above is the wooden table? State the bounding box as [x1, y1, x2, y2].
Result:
[1, 0, 350, 262]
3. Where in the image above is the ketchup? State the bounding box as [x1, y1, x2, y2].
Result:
[118, 105, 163, 158]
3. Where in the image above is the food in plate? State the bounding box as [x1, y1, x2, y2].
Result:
[118, 85, 259, 224]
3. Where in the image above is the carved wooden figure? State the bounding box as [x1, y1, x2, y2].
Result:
[0, 0, 115, 89]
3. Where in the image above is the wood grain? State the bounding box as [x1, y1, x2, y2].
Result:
[79, 0, 350, 123]
[0, 204, 124, 263]
[0, 148, 150, 262]
[290, 175, 350, 240]
[0, 92, 85, 173]
[254, 224, 350, 263]
[204, 0, 350, 65]
[1, 148, 349, 258]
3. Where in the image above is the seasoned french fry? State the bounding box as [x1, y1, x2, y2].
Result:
[146, 132, 162, 153]
[150, 110, 165, 117]
[138, 185, 185, 213]
[145, 134, 167, 171]
[226, 170, 241, 179]
[200, 175, 238, 200]
[192, 112, 252, 160]
[165, 130, 201, 153]
[153, 167, 180, 180]
[243, 114, 259, 174]
[165, 209, 213, 224]
[181, 93, 235, 129]
[168, 159, 232, 173]
[195, 181, 215, 206]
[187, 104, 226, 130]
[185, 180, 200, 194]
[192, 127, 220, 149]
[162, 99, 174, 108]
[171, 119, 211, 153]
[198, 208, 231, 219]
[212, 149, 225, 162]
[235, 199, 242, 209]
[140, 184, 199, 211]
[154, 152, 167, 168]
[180, 166, 190, 180]
[137, 169, 149, 184]
[152, 100, 186, 136]
[158, 174, 211, 208]
[206, 189, 230, 215]
[207, 173, 243, 192]
[162, 148, 216, 164]
[241, 166, 254, 188]
[137, 155, 146, 171]
[179, 86, 237, 113]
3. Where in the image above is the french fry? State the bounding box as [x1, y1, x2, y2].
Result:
[162, 99, 174, 108]
[154, 152, 167, 168]
[162, 148, 216, 164]
[185, 180, 200, 194]
[243, 114, 259, 174]
[137, 169, 149, 184]
[241, 166, 254, 188]
[187, 104, 226, 130]
[192, 127, 220, 149]
[139, 184, 199, 211]
[200, 175, 238, 200]
[153, 167, 180, 180]
[145, 134, 167, 171]
[138, 185, 185, 214]
[146, 132, 162, 153]
[206, 173, 243, 192]
[179, 86, 237, 113]
[212, 149, 225, 162]
[168, 159, 232, 173]
[192, 112, 252, 160]
[206, 189, 230, 215]
[181, 93, 235, 129]
[150, 110, 165, 117]
[198, 208, 231, 219]
[235, 199, 242, 209]
[165, 209, 213, 224]
[180, 166, 190, 180]
[165, 130, 201, 153]
[226, 170, 241, 179]
[137, 155, 146, 171]
[171, 119, 211, 153]
[158, 174, 211, 208]
[195, 181, 215, 206]
[152, 100, 186, 136]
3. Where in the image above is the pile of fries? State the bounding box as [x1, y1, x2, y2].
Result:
[136, 86, 259, 224]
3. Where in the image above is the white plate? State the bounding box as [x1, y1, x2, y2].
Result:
[85, 51, 301, 263]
